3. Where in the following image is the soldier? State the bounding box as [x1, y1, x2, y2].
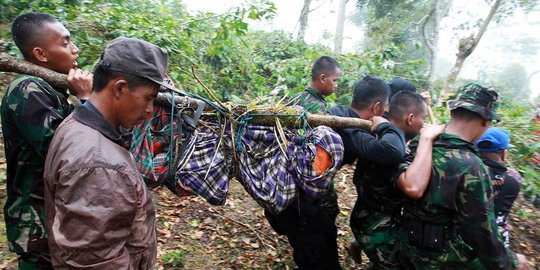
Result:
[264, 56, 342, 269]
[328, 76, 408, 269]
[396, 83, 529, 269]
[294, 56, 341, 113]
[1, 12, 92, 269]
[476, 127, 522, 247]
[43, 37, 166, 269]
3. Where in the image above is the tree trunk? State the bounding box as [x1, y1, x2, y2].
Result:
[297, 0, 313, 41]
[439, 0, 502, 103]
[334, 0, 348, 54]
[421, 0, 439, 91]
[0, 52, 372, 130]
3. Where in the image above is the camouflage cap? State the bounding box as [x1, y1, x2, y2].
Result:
[447, 82, 500, 122]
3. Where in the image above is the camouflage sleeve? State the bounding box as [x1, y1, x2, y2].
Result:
[11, 81, 67, 158]
[296, 92, 325, 113]
[456, 160, 518, 269]
[391, 152, 413, 188]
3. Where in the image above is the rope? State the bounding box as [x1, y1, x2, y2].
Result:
[232, 111, 313, 153]
[234, 114, 253, 152]
[166, 89, 315, 154]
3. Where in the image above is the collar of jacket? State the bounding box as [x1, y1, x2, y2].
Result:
[73, 101, 132, 149]
[305, 87, 326, 102]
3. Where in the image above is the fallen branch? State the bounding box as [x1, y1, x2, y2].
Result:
[0, 52, 372, 129]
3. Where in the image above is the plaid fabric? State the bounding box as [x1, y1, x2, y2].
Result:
[131, 106, 194, 196]
[238, 125, 344, 214]
[173, 118, 233, 205]
[131, 101, 343, 212]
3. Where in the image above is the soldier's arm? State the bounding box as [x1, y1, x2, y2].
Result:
[12, 81, 67, 158]
[340, 122, 406, 165]
[397, 125, 444, 199]
[457, 160, 519, 270]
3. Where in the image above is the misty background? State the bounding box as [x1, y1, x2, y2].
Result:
[184, 0, 540, 102]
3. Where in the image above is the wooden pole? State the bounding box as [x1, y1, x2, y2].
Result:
[0, 52, 372, 129]
[421, 91, 437, 124]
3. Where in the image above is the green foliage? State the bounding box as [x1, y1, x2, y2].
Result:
[1, 0, 428, 104]
[162, 249, 186, 268]
[497, 102, 540, 196]
[352, 0, 438, 77]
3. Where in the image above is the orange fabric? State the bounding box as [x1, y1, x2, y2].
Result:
[313, 145, 332, 176]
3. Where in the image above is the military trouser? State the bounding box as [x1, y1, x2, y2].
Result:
[350, 203, 403, 270]
[264, 189, 341, 270]
[18, 251, 54, 270]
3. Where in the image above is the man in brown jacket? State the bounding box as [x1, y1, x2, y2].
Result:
[44, 37, 175, 269]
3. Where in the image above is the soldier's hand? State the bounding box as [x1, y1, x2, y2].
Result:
[419, 124, 445, 142]
[370, 116, 389, 133]
[516, 253, 529, 270]
[67, 68, 93, 100]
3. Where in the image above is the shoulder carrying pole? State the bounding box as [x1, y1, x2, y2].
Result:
[0, 52, 371, 129]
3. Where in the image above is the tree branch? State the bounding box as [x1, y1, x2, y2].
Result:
[0, 52, 372, 130]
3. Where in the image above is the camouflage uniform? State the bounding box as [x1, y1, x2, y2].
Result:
[396, 83, 519, 269]
[1, 75, 72, 269]
[294, 87, 328, 114]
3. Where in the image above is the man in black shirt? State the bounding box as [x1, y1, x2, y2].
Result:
[476, 127, 522, 247]
[328, 76, 407, 269]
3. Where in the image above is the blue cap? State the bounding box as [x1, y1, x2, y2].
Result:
[476, 127, 514, 152]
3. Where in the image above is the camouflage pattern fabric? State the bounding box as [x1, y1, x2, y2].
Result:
[396, 133, 519, 269]
[350, 204, 403, 270]
[294, 87, 327, 113]
[1, 75, 71, 266]
[447, 82, 500, 122]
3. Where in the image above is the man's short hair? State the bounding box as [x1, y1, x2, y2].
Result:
[311, 56, 339, 81]
[11, 12, 58, 59]
[388, 91, 426, 120]
[450, 107, 485, 121]
[351, 76, 390, 110]
[92, 64, 156, 93]
[388, 77, 416, 99]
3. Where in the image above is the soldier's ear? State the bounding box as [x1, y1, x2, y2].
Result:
[406, 113, 414, 126]
[319, 73, 327, 83]
[32, 47, 48, 63]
